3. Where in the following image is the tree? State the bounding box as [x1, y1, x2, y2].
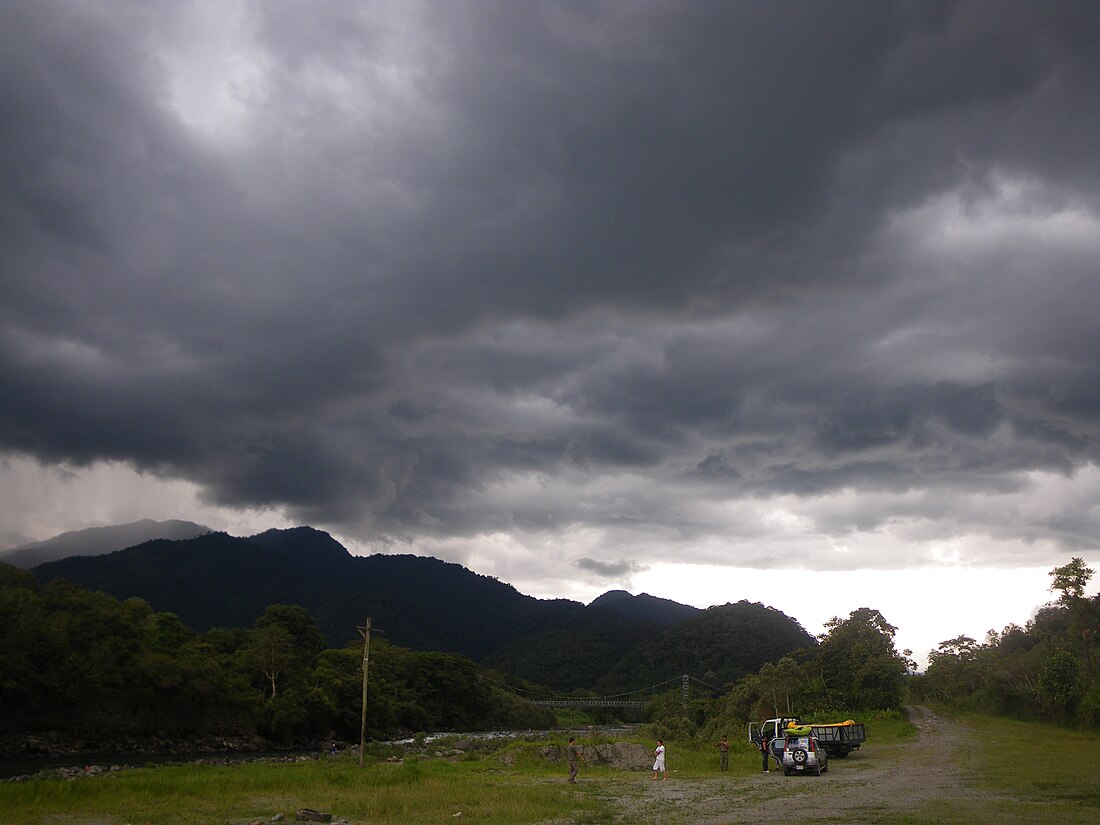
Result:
[246, 624, 295, 699]
[246, 604, 327, 700]
[1049, 558, 1097, 682]
[816, 607, 907, 710]
[925, 635, 984, 701]
[255, 604, 327, 660]
[1050, 558, 1093, 604]
[1039, 650, 1080, 716]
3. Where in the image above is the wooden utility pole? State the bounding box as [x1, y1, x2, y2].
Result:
[357, 618, 374, 767]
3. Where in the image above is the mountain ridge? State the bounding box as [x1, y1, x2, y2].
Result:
[1, 519, 211, 568]
[28, 524, 815, 691]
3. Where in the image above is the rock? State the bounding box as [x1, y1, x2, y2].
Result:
[272, 814, 285, 822]
[295, 810, 332, 823]
[610, 743, 651, 770]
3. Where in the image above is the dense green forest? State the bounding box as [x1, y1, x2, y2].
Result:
[697, 558, 1100, 739]
[0, 563, 552, 744]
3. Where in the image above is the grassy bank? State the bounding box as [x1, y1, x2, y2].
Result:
[0, 754, 610, 825]
[2, 710, 1095, 824]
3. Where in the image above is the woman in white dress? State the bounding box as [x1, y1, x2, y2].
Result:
[652, 739, 666, 780]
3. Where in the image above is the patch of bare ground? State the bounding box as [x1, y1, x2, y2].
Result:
[595, 706, 970, 824]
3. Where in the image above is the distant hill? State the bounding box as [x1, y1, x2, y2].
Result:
[593, 600, 817, 692]
[1, 519, 210, 568]
[31, 526, 814, 691]
[588, 589, 701, 625]
[486, 599, 814, 692]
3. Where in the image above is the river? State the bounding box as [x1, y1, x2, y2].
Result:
[0, 724, 640, 780]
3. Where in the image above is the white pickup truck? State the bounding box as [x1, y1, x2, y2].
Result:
[749, 716, 866, 760]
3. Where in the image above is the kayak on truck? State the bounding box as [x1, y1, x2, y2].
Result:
[748, 716, 866, 759]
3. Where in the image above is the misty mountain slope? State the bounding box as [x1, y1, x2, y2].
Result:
[0, 519, 210, 568]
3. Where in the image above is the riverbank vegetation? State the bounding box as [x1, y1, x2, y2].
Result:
[0, 563, 552, 747]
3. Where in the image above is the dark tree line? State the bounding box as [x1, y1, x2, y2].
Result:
[0, 563, 552, 744]
[701, 560, 1100, 738]
[643, 606, 912, 744]
[912, 558, 1100, 726]
[702, 607, 912, 729]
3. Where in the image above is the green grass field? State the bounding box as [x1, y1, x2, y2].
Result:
[901, 711, 1100, 825]
[0, 755, 612, 825]
[1, 710, 1096, 825]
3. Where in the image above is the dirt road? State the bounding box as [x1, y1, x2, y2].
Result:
[600, 706, 965, 824]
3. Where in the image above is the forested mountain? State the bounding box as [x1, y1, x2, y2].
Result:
[594, 601, 817, 692]
[30, 526, 815, 694]
[1, 519, 210, 568]
[484, 599, 814, 694]
[33, 527, 586, 658]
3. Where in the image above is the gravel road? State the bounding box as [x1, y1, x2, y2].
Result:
[597, 706, 965, 824]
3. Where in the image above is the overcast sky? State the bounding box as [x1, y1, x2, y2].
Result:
[3, 1, 1099, 665]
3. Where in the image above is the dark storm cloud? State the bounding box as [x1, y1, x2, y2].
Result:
[2, 0, 1100, 569]
[575, 557, 648, 580]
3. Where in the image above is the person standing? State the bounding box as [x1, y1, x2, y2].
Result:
[717, 734, 730, 771]
[567, 737, 581, 783]
[760, 733, 772, 773]
[652, 739, 666, 780]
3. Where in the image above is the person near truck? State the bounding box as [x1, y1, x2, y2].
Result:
[760, 732, 772, 773]
[717, 734, 730, 771]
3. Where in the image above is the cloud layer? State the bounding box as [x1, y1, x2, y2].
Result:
[3, 1, 1099, 587]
